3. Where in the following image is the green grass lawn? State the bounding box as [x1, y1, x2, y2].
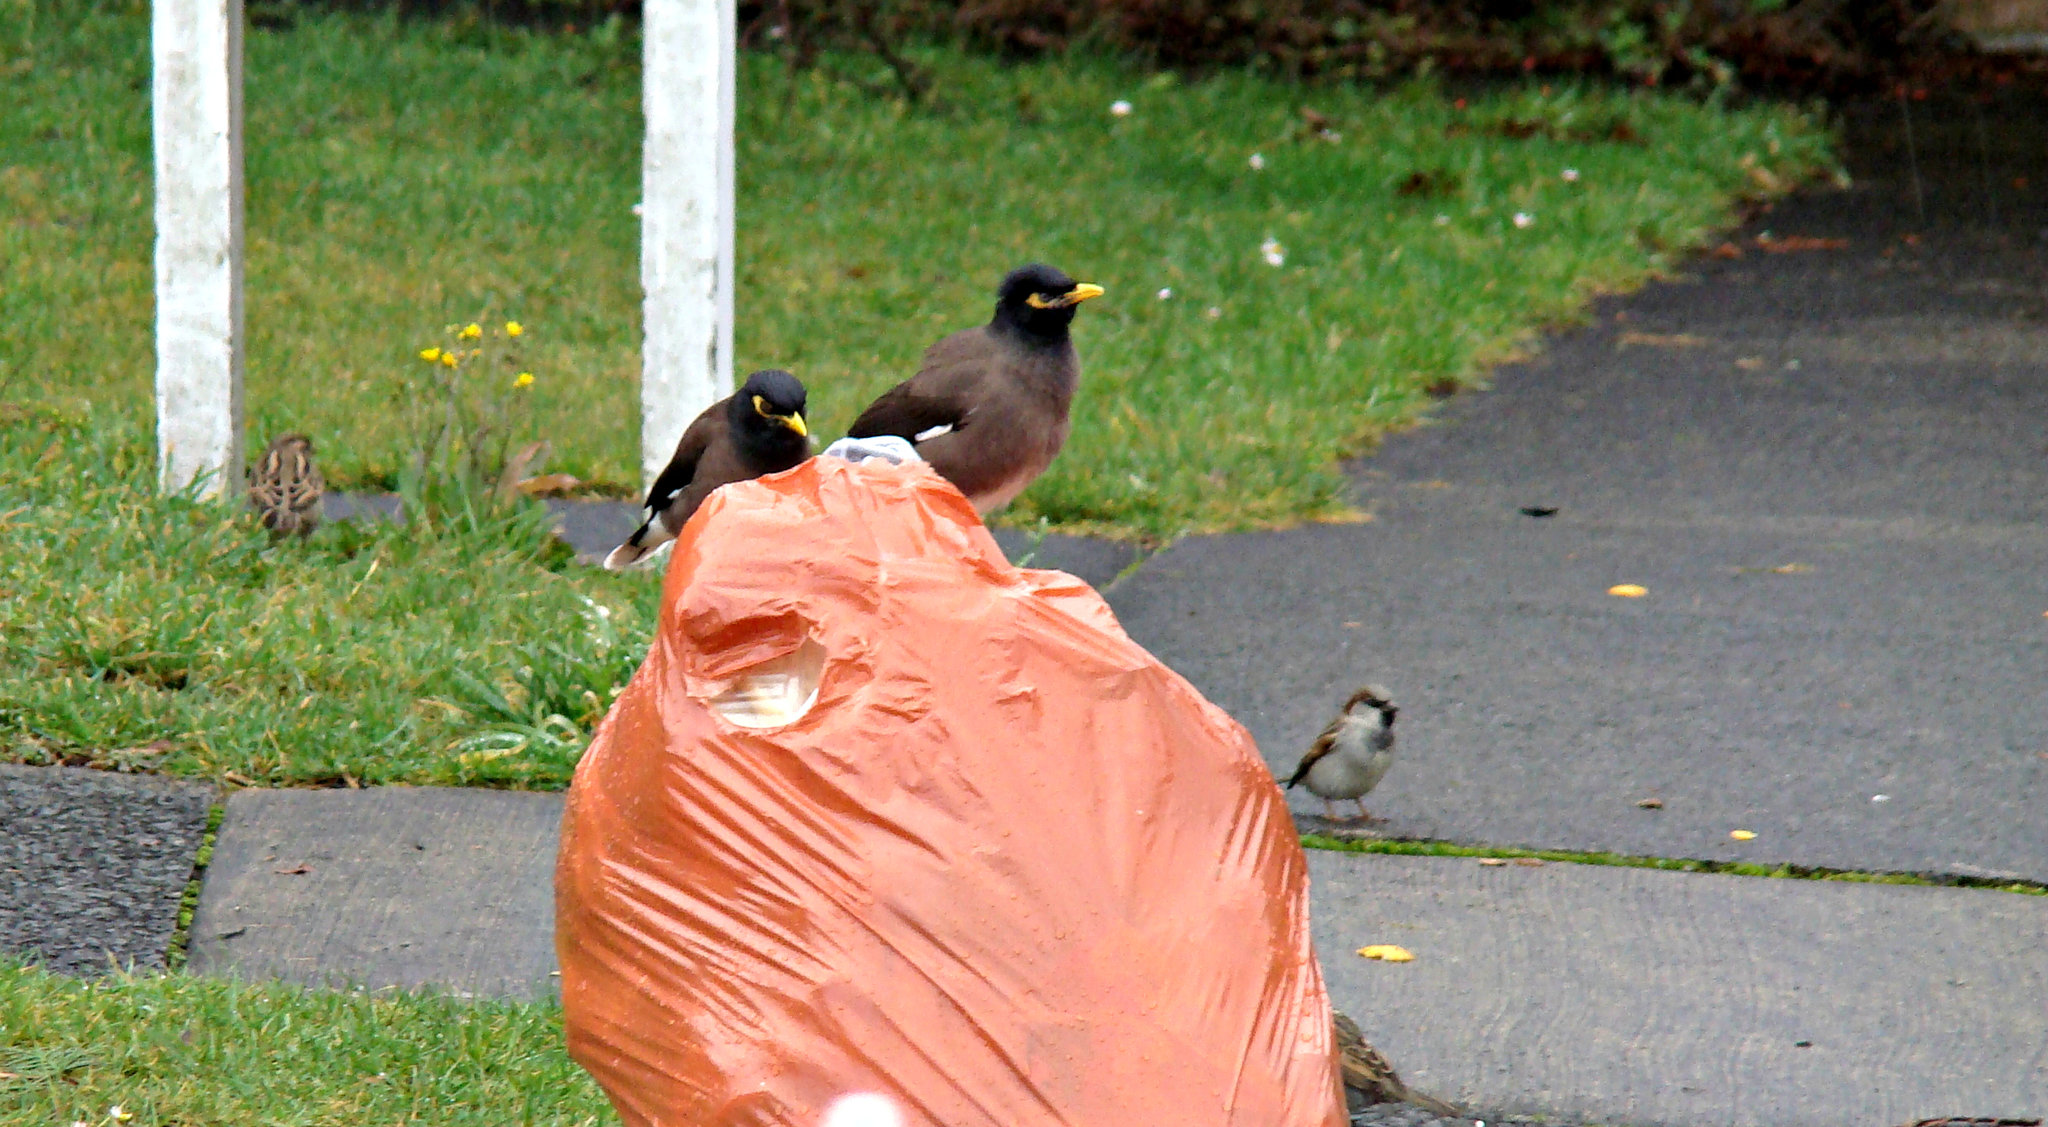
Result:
[0, 963, 607, 1126]
[5, 5, 1833, 539]
[3, 5, 1836, 787]
[0, 402, 658, 788]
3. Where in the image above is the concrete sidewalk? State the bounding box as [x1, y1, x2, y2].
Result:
[169, 785, 2046, 1127]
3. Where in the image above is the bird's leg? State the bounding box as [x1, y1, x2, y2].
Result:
[1323, 797, 1341, 821]
[1351, 799, 1384, 824]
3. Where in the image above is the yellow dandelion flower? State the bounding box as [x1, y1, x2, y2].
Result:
[440, 351, 458, 368]
[504, 321, 524, 337]
[1608, 584, 1648, 598]
[460, 322, 482, 340]
[514, 371, 535, 388]
[418, 347, 442, 362]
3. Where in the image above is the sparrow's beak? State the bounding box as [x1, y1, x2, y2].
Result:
[1061, 283, 1106, 306]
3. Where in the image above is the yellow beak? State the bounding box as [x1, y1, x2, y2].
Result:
[754, 394, 809, 438]
[1065, 283, 1106, 305]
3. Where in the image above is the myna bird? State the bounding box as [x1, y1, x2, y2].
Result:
[248, 433, 323, 538]
[845, 263, 1103, 514]
[1286, 684, 1399, 823]
[602, 369, 810, 571]
[1333, 1011, 1459, 1116]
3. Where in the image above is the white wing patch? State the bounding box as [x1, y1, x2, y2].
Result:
[912, 423, 955, 444]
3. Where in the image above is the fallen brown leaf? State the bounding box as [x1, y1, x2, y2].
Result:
[515, 472, 584, 498]
[223, 770, 256, 787]
[1477, 858, 1508, 866]
[1636, 797, 1664, 809]
[1735, 356, 1764, 370]
[1617, 331, 1707, 349]
[494, 440, 552, 502]
[1512, 857, 1546, 867]
[273, 863, 312, 875]
[1756, 234, 1848, 253]
[1710, 242, 1744, 259]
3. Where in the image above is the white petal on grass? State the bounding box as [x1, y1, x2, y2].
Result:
[1156, 287, 1173, 300]
[1513, 212, 1534, 228]
[631, 201, 644, 216]
[1260, 237, 1285, 267]
[1562, 167, 1581, 182]
[1248, 152, 1266, 170]
[1109, 100, 1132, 117]
[1434, 214, 1450, 226]
[1205, 306, 1223, 320]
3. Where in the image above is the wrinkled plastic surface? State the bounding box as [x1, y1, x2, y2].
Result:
[556, 457, 1344, 1127]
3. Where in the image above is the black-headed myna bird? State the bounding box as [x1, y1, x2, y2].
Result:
[603, 369, 810, 571]
[248, 433, 323, 538]
[1286, 684, 1399, 823]
[1333, 1011, 1459, 1115]
[845, 263, 1102, 514]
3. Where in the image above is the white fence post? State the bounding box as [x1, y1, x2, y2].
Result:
[640, 0, 736, 489]
[153, 0, 245, 499]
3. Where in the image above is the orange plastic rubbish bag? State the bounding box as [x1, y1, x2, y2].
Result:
[556, 456, 1344, 1127]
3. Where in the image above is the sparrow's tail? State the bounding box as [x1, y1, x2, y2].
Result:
[1398, 1089, 1461, 1118]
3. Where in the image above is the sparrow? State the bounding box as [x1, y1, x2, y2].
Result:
[845, 263, 1103, 514]
[1286, 684, 1399, 823]
[603, 369, 810, 571]
[1333, 1011, 1459, 1116]
[248, 433, 323, 538]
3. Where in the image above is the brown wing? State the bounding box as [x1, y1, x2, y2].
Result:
[640, 397, 726, 513]
[1334, 1012, 1459, 1115]
[1286, 716, 1344, 789]
[283, 447, 323, 515]
[844, 328, 993, 441]
[249, 437, 321, 536]
[248, 446, 286, 511]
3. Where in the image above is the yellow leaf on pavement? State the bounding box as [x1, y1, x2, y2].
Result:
[1357, 945, 1415, 962]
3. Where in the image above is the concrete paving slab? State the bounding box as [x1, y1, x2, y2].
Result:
[1310, 851, 2047, 1127]
[1108, 494, 2048, 883]
[0, 764, 216, 976]
[188, 787, 562, 998]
